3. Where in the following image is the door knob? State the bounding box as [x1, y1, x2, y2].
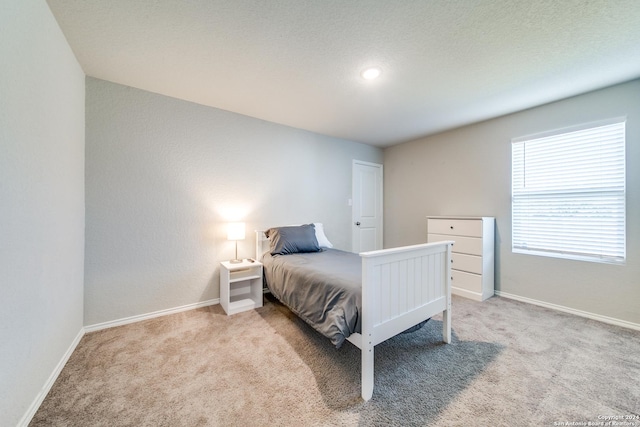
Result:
[355, 221, 361, 226]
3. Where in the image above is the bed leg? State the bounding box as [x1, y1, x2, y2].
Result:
[443, 242, 453, 344]
[443, 306, 451, 344]
[361, 335, 374, 401]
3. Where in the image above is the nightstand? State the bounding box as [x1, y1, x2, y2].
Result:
[219, 260, 263, 315]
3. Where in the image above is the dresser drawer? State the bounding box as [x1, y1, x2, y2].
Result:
[452, 253, 482, 275]
[428, 218, 483, 238]
[452, 270, 482, 293]
[428, 233, 482, 256]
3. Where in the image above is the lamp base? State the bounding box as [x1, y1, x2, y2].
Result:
[229, 240, 242, 264]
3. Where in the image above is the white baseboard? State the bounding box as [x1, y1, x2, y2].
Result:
[495, 291, 640, 331]
[18, 328, 85, 427]
[84, 298, 220, 333]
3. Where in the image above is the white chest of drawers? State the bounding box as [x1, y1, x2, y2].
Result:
[427, 216, 495, 301]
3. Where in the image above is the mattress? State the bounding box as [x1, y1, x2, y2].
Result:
[262, 249, 361, 348]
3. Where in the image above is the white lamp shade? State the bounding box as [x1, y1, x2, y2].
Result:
[227, 222, 246, 241]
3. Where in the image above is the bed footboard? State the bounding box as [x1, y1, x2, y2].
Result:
[353, 241, 453, 401]
[255, 230, 453, 402]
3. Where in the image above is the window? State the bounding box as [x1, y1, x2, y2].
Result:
[512, 118, 626, 264]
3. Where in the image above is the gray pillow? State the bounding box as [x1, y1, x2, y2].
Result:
[265, 224, 321, 255]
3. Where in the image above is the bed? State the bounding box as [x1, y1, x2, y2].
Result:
[256, 224, 453, 401]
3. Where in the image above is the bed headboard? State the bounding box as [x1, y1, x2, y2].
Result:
[255, 230, 269, 260]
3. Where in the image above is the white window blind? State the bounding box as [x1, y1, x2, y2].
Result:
[512, 119, 626, 264]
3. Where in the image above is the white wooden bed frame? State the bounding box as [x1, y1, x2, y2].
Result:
[256, 231, 453, 401]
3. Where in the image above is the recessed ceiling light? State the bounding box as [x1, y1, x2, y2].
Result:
[361, 67, 382, 80]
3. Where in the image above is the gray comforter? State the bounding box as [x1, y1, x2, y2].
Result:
[262, 249, 361, 348]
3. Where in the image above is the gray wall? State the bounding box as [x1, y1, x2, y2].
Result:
[85, 77, 382, 326]
[384, 79, 640, 326]
[0, 2, 85, 426]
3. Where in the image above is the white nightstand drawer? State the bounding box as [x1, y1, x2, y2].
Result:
[229, 267, 261, 283]
[428, 218, 483, 237]
[428, 233, 482, 256]
[452, 253, 482, 275]
[452, 270, 482, 292]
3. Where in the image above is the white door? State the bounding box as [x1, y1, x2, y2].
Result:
[352, 160, 383, 252]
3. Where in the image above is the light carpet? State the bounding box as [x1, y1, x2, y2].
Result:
[30, 295, 640, 426]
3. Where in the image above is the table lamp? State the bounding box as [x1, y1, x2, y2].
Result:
[227, 222, 245, 263]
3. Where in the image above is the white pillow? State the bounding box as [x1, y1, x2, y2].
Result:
[313, 223, 333, 248]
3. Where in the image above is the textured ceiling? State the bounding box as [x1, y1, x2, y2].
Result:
[46, 0, 640, 147]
